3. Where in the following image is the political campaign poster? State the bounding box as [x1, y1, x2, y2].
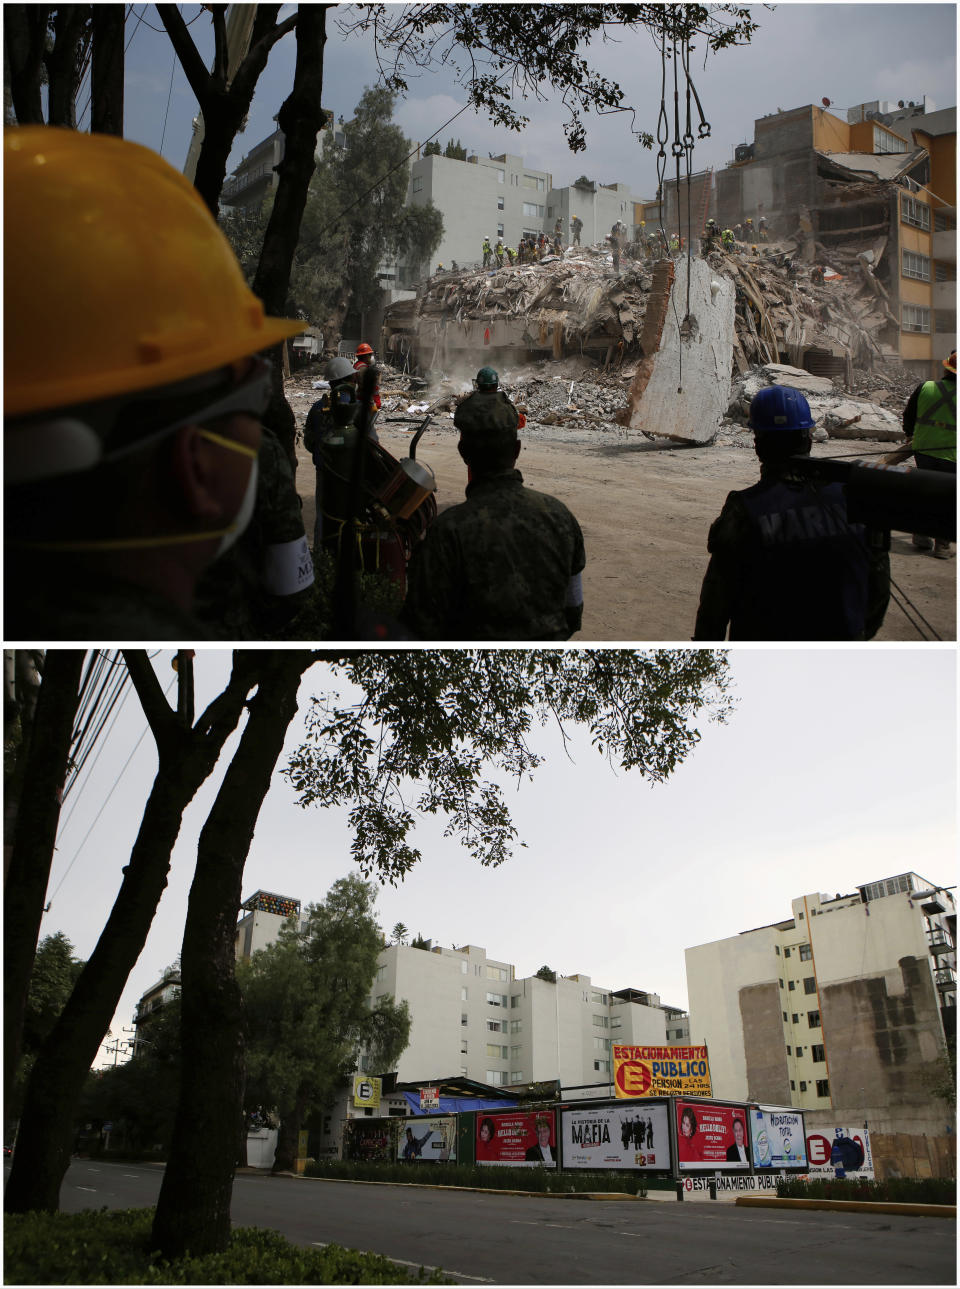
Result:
[676, 1101, 750, 1170]
[805, 1125, 874, 1178]
[475, 1110, 558, 1167]
[613, 1045, 712, 1098]
[561, 1102, 669, 1170]
[397, 1116, 456, 1163]
[750, 1106, 808, 1169]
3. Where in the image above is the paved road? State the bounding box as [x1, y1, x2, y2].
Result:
[39, 1160, 957, 1284]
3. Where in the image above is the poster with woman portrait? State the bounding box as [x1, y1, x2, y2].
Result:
[475, 1110, 557, 1167]
[675, 1101, 750, 1169]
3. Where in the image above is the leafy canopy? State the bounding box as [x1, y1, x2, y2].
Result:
[348, 4, 758, 152]
[285, 649, 732, 884]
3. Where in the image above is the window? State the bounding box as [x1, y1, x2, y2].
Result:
[782, 1011, 788, 1022]
[461, 1013, 468, 1027]
[611, 1016, 622, 1028]
[522, 202, 545, 218]
[934, 262, 955, 282]
[496, 168, 505, 184]
[511, 995, 521, 1008]
[486, 1043, 508, 1060]
[412, 176, 423, 194]
[487, 1019, 504, 1033]
[783, 947, 791, 958]
[812, 1044, 826, 1063]
[461, 987, 468, 1000]
[903, 250, 932, 282]
[487, 965, 508, 982]
[796, 1046, 803, 1056]
[497, 196, 504, 210]
[808, 1010, 820, 1028]
[788, 980, 796, 991]
[779, 979, 784, 989]
[792, 1014, 799, 1024]
[803, 977, 817, 995]
[799, 944, 812, 962]
[461, 960, 468, 974]
[592, 992, 608, 1005]
[510, 1071, 524, 1084]
[497, 223, 504, 239]
[375, 964, 386, 981]
[487, 1070, 507, 1085]
[461, 1039, 468, 1054]
[593, 1015, 609, 1028]
[594, 1059, 611, 1073]
[460, 1065, 468, 1076]
[816, 1078, 830, 1097]
[790, 1080, 796, 1091]
[786, 1045, 792, 1055]
[510, 173, 519, 186]
[511, 1045, 521, 1059]
[775, 945, 781, 956]
[873, 125, 907, 155]
[902, 194, 931, 230]
[799, 1081, 807, 1092]
[486, 992, 506, 1007]
[510, 1018, 522, 1034]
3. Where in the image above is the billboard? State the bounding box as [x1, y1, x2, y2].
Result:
[676, 1102, 750, 1170]
[805, 1125, 874, 1178]
[476, 1110, 558, 1167]
[613, 1045, 712, 1098]
[561, 1102, 669, 1170]
[749, 1106, 807, 1169]
[397, 1116, 456, 1163]
[342, 1119, 392, 1162]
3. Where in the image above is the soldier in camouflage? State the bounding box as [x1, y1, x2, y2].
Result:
[402, 368, 585, 640]
[194, 427, 315, 638]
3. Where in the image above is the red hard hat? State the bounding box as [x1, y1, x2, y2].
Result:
[356, 342, 374, 357]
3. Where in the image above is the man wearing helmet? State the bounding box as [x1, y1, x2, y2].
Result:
[4, 126, 306, 639]
[902, 350, 956, 559]
[401, 367, 585, 639]
[304, 357, 363, 552]
[693, 385, 890, 640]
[353, 342, 382, 419]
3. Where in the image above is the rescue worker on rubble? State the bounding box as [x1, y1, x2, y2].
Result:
[607, 232, 621, 273]
[734, 221, 743, 242]
[571, 215, 583, 246]
[721, 227, 735, 251]
[353, 342, 382, 415]
[693, 385, 890, 641]
[669, 233, 681, 255]
[758, 214, 768, 241]
[4, 126, 305, 639]
[702, 218, 719, 253]
[401, 367, 585, 640]
[506, 245, 516, 266]
[902, 349, 956, 559]
[495, 239, 505, 268]
[554, 217, 564, 239]
[810, 264, 825, 284]
[482, 235, 492, 268]
[552, 234, 563, 255]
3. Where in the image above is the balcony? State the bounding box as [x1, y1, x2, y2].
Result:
[932, 228, 956, 264]
[933, 280, 957, 310]
[927, 927, 955, 955]
[934, 966, 957, 993]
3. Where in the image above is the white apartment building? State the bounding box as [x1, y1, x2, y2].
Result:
[363, 941, 688, 1094]
[685, 872, 956, 1117]
[404, 151, 637, 279]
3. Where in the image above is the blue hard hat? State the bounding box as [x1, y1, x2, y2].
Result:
[749, 385, 815, 432]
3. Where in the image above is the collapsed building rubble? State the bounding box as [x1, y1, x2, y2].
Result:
[374, 241, 924, 446]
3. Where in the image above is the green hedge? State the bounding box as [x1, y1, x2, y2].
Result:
[305, 1158, 646, 1194]
[776, 1176, 956, 1205]
[3, 1208, 451, 1285]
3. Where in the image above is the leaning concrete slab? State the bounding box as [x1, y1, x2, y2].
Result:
[627, 258, 736, 443]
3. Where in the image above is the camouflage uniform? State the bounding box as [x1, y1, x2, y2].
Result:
[402, 470, 585, 640]
[693, 466, 890, 641]
[194, 427, 314, 639]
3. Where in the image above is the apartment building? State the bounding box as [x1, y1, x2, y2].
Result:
[404, 151, 637, 279]
[686, 873, 956, 1176]
[713, 98, 956, 377]
[363, 941, 688, 1094]
[234, 889, 301, 960]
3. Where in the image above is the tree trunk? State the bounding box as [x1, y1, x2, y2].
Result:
[152, 652, 314, 1259]
[3, 6, 50, 125]
[191, 98, 246, 219]
[251, 5, 329, 458]
[4, 657, 257, 1215]
[44, 6, 91, 129]
[272, 1086, 309, 1174]
[3, 651, 85, 1128]
[90, 5, 124, 136]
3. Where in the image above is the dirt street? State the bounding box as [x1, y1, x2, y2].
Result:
[293, 418, 955, 643]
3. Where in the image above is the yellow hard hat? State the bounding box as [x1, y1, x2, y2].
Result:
[4, 127, 304, 419]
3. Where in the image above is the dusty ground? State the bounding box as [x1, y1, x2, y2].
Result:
[291, 404, 955, 644]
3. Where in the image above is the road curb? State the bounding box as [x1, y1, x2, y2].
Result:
[284, 1173, 640, 1200]
[735, 1197, 956, 1218]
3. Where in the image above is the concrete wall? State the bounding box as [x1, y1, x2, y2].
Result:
[739, 981, 792, 1104]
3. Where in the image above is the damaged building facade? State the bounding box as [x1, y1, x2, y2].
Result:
[709, 99, 956, 378]
[686, 874, 957, 1180]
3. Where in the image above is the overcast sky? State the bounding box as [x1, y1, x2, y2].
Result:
[112, 3, 957, 202]
[39, 648, 956, 1068]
